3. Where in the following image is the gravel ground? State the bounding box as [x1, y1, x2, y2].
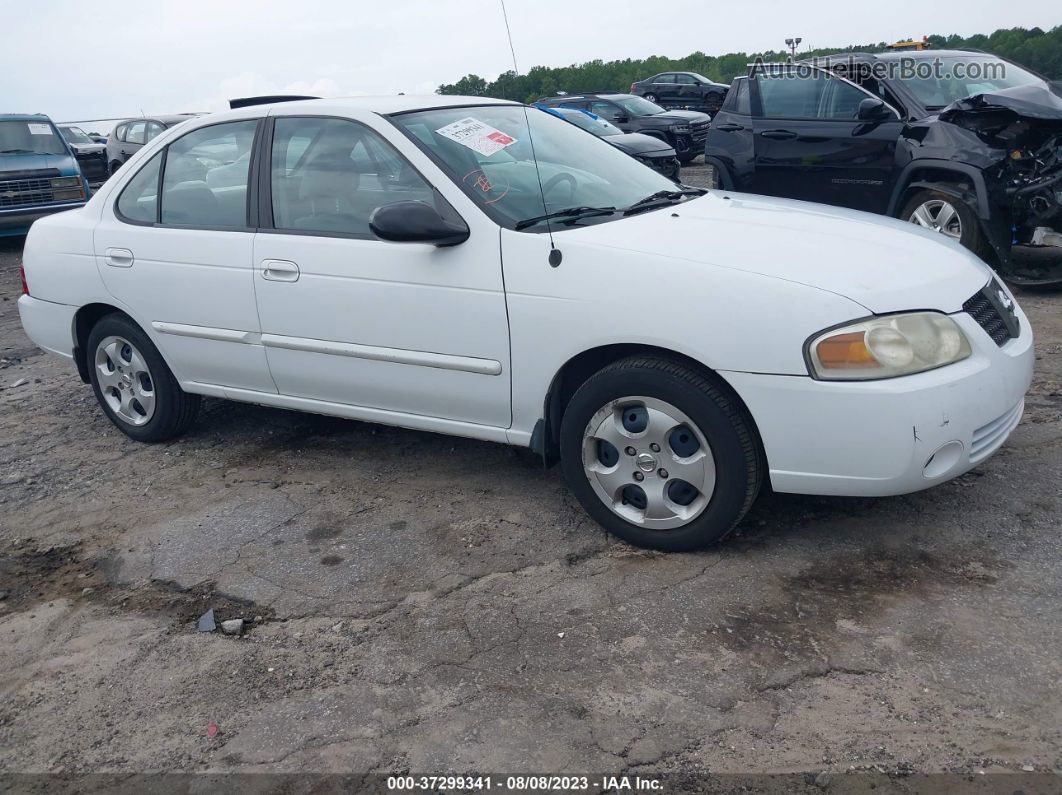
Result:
[1, 187, 1061, 789]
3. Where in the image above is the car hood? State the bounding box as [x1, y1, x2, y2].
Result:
[606, 132, 676, 155]
[563, 191, 992, 314]
[646, 110, 711, 125]
[0, 151, 77, 173]
[939, 82, 1062, 123]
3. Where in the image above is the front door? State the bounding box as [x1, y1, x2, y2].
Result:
[93, 118, 273, 392]
[251, 115, 511, 428]
[749, 69, 903, 213]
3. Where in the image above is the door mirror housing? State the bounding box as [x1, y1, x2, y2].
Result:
[369, 201, 469, 247]
[612, 113, 629, 124]
[857, 97, 892, 121]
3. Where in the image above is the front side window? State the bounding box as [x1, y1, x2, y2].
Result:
[391, 104, 678, 232]
[675, 74, 698, 85]
[611, 96, 666, 116]
[757, 71, 872, 120]
[116, 151, 162, 223]
[161, 120, 257, 227]
[125, 122, 147, 145]
[270, 117, 434, 236]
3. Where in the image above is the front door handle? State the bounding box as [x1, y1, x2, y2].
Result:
[104, 247, 134, 268]
[714, 123, 745, 132]
[261, 259, 300, 282]
[759, 129, 797, 140]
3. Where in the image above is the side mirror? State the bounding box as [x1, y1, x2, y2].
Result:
[857, 97, 891, 121]
[612, 114, 629, 124]
[369, 200, 469, 247]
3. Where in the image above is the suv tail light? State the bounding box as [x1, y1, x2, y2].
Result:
[20, 264, 30, 296]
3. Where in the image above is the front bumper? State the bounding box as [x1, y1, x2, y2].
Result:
[721, 306, 1034, 497]
[0, 201, 86, 236]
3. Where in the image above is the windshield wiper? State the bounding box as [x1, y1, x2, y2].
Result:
[515, 205, 616, 231]
[622, 188, 706, 216]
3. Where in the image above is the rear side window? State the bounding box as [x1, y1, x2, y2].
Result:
[655, 74, 676, 84]
[116, 152, 162, 222]
[269, 117, 433, 237]
[125, 122, 147, 145]
[723, 80, 751, 115]
[160, 120, 257, 227]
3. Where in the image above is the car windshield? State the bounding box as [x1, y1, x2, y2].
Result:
[901, 56, 1046, 110]
[0, 120, 67, 155]
[610, 96, 666, 116]
[554, 109, 622, 137]
[60, 126, 94, 144]
[391, 105, 678, 232]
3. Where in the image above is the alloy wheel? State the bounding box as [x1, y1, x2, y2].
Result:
[908, 199, 963, 239]
[94, 335, 156, 426]
[581, 396, 716, 530]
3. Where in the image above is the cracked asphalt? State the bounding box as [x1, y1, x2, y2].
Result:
[1, 204, 1061, 785]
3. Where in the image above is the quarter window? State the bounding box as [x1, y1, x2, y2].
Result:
[160, 120, 257, 227]
[269, 117, 433, 237]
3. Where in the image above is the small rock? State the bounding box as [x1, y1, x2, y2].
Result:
[254, 615, 263, 623]
[220, 619, 244, 635]
[81, 587, 94, 596]
[1022, 764, 1035, 772]
[10, 378, 27, 388]
[557, 632, 565, 638]
[331, 621, 344, 633]
[814, 771, 831, 788]
[197, 609, 216, 632]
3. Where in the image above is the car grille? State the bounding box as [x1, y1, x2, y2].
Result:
[690, 120, 710, 144]
[0, 177, 54, 208]
[970, 400, 1024, 462]
[963, 280, 1019, 346]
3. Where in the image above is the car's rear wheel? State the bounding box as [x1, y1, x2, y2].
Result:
[901, 188, 989, 259]
[644, 93, 658, 103]
[559, 356, 762, 551]
[87, 314, 200, 442]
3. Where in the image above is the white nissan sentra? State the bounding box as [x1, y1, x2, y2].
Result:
[17, 96, 1033, 551]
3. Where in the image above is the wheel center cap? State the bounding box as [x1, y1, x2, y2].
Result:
[121, 373, 133, 386]
[636, 453, 657, 473]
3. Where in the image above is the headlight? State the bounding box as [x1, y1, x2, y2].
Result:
[807, 312, 971, 380]
[669, 124, 692, 134]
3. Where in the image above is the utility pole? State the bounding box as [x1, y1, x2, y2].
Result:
[784, 37, 802, 60]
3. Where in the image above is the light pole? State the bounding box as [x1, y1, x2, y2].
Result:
[784, 37, 802, 60]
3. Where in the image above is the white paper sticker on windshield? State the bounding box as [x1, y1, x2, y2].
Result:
[27, 123, 52, 135]
[435, 117, 517, 156]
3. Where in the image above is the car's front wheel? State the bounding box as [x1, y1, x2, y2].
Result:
[901, 188, 989, 259]
[559, 356, 762, 551]
[86, 313, 200, 442]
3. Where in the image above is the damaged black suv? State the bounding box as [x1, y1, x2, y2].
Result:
[705, 50, 1062, 285]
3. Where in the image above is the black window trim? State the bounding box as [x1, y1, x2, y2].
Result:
[256, 113, 459, 243]
[113, 117, 264, 232]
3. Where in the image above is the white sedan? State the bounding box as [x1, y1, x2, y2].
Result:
[17, 95, 1033, 551]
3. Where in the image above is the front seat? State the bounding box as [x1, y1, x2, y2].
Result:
[291, 151, 363, 233]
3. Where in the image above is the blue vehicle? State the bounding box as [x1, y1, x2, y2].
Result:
[1, 114, 90, 237]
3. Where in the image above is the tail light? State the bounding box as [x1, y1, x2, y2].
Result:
[20, 264, 30, 296]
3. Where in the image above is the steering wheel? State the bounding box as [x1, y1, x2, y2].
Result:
[542, 172, 577, 203]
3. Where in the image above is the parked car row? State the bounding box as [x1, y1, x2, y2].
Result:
[703, 49, 1062, 285]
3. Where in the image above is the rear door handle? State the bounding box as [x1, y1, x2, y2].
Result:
[261, 259, 300, 282]
[759, 129, 797, 140]
[104, 247, 134, 268]
[714, 123, 745, 132]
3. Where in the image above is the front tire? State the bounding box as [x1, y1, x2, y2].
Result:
[901, 188, 989, 260]
[559, 356, 762, 551]
[86, 314, 200, 442]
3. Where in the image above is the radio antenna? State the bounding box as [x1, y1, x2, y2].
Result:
[498, 0, 556, 251]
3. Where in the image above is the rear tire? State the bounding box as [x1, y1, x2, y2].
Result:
[86, 313, 200, 442]
[559, 356, 762, 551]
[900, 188, 990, 260]
[645, 93, 658, 103]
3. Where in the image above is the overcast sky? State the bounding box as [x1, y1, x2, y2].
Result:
[2, 0, 1057, 128]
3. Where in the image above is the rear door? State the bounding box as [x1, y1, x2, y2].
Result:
[749, 68, 903, 212]
[650, 74, 676, 104]
[94, 118, 273, 392]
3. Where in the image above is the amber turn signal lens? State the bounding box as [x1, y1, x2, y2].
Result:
[815, 332, 880, 370]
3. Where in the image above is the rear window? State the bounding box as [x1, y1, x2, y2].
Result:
[0, 120, 67, 156]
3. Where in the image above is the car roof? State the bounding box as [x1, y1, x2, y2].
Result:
[0, 113, 51, 122]
[812, 48, 986, 64]
[203, 95, 518, 124]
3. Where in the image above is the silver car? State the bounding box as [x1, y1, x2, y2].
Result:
[106, 115, 192, 175]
